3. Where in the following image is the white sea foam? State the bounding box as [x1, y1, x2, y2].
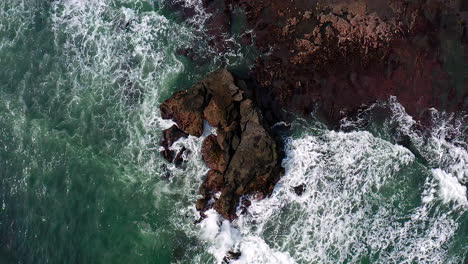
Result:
[48, 0, 197, 178]
[198, 210, 295, 264]
[192, 98, 466, 264]
[432, 169, 468, 207]
[40, 1, 467, 263]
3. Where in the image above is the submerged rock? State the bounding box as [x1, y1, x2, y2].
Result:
[222, 250, 242, 263]
[222, 0, 467, 124]
[160, 69, 283, 220]
[161, 125, 189, 165]
[293, 184, 306, 196]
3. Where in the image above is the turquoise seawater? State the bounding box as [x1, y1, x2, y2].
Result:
[0, 1, 466, 264]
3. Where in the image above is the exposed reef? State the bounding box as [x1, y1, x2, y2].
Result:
[173, 0, 467, 125]
[229, 0, 467, 124]
[164, 0, 467, 221]
[161, 69, 283, 220]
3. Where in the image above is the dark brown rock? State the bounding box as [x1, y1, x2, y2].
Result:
[162, 125, 188, 148]
[196, 170, 224, 213]
[160, 83, 208, 137]
[214, 99, 282, 220]
[160, 69, 283, 221]
[293, 184, 305, 196]
[161, 125, 189, 164]
[204, 170, 224, 194]
[203, 98, 227, 128]
[201, 134, 229, 173]
[223, 0, 467, 124]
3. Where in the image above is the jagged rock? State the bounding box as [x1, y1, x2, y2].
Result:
[201, 134, 229, 173]
[162, 125, 188, 148]
[161, 125, 189, 164]
[197, 170, 225, 212]
[160, 69, 283, 221]
[173, 147, 188, 166]
[293, 184, 306, 196]
[214, 99, 282, 220]
[160, 83, 207, 137]
[203, 98, 228, 128]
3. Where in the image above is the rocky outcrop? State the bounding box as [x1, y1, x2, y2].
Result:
[174, 0, 467, 125]
[160, 83, 208, 136]
[161, 125, 189, 165]
[160, 69, 283, 220]
[229, 0, 467, 124]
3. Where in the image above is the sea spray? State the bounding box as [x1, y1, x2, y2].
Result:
[195, 99, 467, 264]
[0, 0, 466, 263]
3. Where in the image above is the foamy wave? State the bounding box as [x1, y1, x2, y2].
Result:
[432, 169, 468, 207]
[199, 99, 466, 263]
[199, 210, 295, 264]
[37, 1, 467, 262]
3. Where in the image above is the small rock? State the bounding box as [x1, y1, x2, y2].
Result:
[293, 184, 306, 196]
[160, 125, 189, 164]
[222, 250, 241, 264]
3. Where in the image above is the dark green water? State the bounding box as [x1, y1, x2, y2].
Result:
[0, 1, 213, 263]
[0, 1, 467, 264]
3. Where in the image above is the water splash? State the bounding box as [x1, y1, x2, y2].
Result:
[195, 99, 467, 263]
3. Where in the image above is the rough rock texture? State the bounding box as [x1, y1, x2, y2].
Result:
[161, 125, 189, 165]
[160, 69, 283, 220]
[160, 83, 208, 136]
[193, 0, 468, 124]
[201, 134, 229, 172]
[213, 98, 282, 219]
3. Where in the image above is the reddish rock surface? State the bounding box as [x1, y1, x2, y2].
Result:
[160, 83, 208, 136]
[201, 134, 229, 172]
[191, 0, 468, 124]
[163, 0, 468, 220]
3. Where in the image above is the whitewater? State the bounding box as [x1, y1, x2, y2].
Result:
[0, 0, 466, 263]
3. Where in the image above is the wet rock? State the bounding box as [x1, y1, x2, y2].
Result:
[162, 125, 189, 149]
[173, 147, 188, 166]
[160, 125, 189, 164]
[201, 134, 229, 172]
[223, 0, 467, 124]
[222, 250, 241, 263]
[160, 83, 208, 136]
[160, 164, 172, 180]
[214, 99, 282, 220]
[196, 169, 225, 216]
[161, 69, 283, 221]
[175, 47, 209, 64]
[293, 184, 306, 196]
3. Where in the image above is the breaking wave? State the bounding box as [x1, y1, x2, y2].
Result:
[0, 0, 466, 263]
[193, 98, 467, 263]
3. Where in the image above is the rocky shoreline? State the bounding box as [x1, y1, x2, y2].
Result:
[160, 70, 283, 220]
[163, 0, 467, 220]
[172, 0, 467, 124]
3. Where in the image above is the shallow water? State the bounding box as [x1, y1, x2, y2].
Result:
[0, 1, 466, 263]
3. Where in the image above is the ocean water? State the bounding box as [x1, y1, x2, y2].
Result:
[0, 1, 466, 264]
